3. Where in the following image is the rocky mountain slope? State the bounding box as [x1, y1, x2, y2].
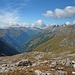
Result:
[21, 24, 75, 53]
[0, 24, 75, 75]
[0, 52, 75, 75]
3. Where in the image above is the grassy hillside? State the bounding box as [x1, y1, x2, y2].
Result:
[20, 24, 75, 54]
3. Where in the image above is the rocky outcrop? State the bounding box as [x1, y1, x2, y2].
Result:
[0, 52, 75, 75]
[16, 59, 32, 66]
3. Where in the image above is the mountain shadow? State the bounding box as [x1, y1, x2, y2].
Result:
[0, 38, 19, 56]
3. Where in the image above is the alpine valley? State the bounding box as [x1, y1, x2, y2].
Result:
[20, 24, 75, 54]
[0, 26, 40, 54]
[1, 24, 75, 75]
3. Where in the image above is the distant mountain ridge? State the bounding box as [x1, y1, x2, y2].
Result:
[0, 26, 40, 52]
[20, 24, 75, 53]
[1, 24, 75, 55]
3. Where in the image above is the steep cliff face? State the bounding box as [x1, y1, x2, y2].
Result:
[0, 38, 19, 56]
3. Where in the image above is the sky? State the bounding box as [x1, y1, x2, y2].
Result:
[0, 0, 75, 28]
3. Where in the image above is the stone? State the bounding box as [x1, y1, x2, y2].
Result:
[16, 59, 32, 66]
[55, 70, 67, 75]
[2, 64, 7, 67]
[34, 70, 42, 75]
[32, 63, 37, 66]
[0, 67, 6, 73]
[72, 71, 75, 74]
[65, 58, 71, 67]
[45, 73, 53, 75]
[57, 67, 64, 70]
[71, 60, 75, 68]
[50, 61, 57, 68]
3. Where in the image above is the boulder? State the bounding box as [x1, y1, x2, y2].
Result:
[71, 60, 75, 68]
[34, 70, 42, 75]
[50, 61, 57, 68]
[16, 59, 32, 66]
[2, 64, 7, 67]
[72, 71, 75, 74]
[34, 70, 53, 75]
[55, 70, 67, 75]
[65, 59, 71, 67]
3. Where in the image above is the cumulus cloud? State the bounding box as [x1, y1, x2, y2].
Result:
[7, 22, 30, 28]
[10, 20, 47, 29]
[65, 21, 70, 25]
[50, 23, 56, 25]
[0, 11, 47, 29]
[42, 6, 75, 19]
[31, 20, 47, 29]
[19, 22, 30, 27]
[0, 10, 47, 29]
[0, 10, 31, 28]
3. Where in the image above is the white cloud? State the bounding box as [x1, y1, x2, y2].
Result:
[42, 6, 75, 19]
[50, 23, 56, 25]
[0, 10, 47, 29]
[73, 20, 75, 24]
[65, 21, 70, 25]
[0, 10, 19, 28]
[7, 22, 30, 28]
[19, 22, 30, 27]
[31, 20, 47, 29]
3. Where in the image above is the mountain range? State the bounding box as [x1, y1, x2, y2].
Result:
[20, 24, 75, 54]
[0, 26, 40, 53]
[0, 24, 75, 56]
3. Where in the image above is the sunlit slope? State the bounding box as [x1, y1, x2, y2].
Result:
[21, 24, 75, 53]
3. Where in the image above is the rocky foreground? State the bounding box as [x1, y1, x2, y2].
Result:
[0, 51, 75, 75]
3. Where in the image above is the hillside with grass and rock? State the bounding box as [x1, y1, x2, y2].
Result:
[0, 24, 75, 75]
[21, 24, 75, 54]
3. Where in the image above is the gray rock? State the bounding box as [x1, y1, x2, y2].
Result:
[71, 60, 75, 68]
[34, 70, 42, 75]
[65, 58, 71, 67]
[72, 71, 75, 74]
[57, 67, 64, 70]
[50, 61, 57, 68]
[0, 67, 6, 73]
[55, 70, 67, 75]
[45, 72, 53, 75]
[2, 64, 7, 67]
[16, 59, 32, 66]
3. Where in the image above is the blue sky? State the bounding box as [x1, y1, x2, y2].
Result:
[0, 0, 75, 28]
